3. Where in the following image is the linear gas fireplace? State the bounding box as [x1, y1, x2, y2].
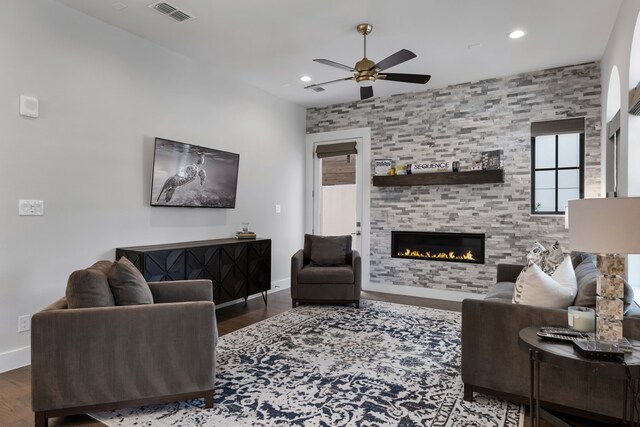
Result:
[391, 231, 485, 264]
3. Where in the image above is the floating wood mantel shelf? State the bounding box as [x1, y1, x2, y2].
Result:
[372, 169, 504, 187]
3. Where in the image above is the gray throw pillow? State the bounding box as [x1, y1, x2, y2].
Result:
[108, 257, 154, 305]
[310, 235, 349, 266]
[66, 261, 116, 308]
[572, 253, 635, 314]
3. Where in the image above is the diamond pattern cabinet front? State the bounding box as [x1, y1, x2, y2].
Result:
[186, 245, 222, 302]
[219, 244, 248, 303]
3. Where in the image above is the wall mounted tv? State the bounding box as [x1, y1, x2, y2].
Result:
[150, 137, 240, 208]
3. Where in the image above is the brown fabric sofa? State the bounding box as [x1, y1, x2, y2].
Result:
[461, 261, 640, 422]
[31, 279, 217, 427]
[291, 234, 361, 308]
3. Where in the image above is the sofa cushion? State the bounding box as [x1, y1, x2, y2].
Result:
[512, 256, 577, 308]
[309, 235, 350, 266]
[486, 282, 515, 300]
[304, 234, 352, 265]
[297, 265, 354, 284]
[108, 257, 154, 305]
[65, 261, 116, 308]
[572, 253, 635, 314]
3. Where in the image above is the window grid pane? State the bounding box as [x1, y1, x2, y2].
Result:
[531, 131, 583, 215]
[534, 135, 556, 169]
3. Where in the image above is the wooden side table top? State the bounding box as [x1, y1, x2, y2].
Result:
[518, 326, 640, 380]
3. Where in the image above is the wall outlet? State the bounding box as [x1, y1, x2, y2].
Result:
[19, 200, 44, 216]
[275, 204, 281, 214]
[18, 315, 31, 333]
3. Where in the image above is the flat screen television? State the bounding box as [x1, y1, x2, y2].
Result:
[150, 137, 240, 208]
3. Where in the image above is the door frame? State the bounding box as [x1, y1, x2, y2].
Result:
[305, 128, 371, 287]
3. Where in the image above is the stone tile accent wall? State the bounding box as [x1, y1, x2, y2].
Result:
[306, 62, 601, 294]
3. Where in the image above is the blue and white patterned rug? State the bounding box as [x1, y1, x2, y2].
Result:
[90, 300, 523, 427]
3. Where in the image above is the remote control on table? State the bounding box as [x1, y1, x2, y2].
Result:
[537, 332, 586, 342]
[539, 327, 586, 337]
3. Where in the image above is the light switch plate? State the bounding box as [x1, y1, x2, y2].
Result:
[275, 204, 281, 214]
[20, 96, 39, 118]
[19, 200, 44, 216]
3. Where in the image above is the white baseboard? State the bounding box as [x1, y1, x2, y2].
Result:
[364, 282, 485, 302]
[0, 346, 30, 374]
[215, 278, 290, 309]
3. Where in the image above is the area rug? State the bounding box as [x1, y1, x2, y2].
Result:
[90, 300, 523, 427]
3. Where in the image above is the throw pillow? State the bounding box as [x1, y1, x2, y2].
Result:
[523, 241, 565, 275]
[513, 256, 578, 308]
[572, 253, 635, 314]
[66, 261, 116, 308]
[107, 257, 154, 305]
[309, 235, 349, 266]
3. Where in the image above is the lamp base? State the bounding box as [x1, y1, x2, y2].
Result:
[595, 254, 625, 343]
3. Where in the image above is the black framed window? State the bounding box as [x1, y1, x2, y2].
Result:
[531, 118, 585, 215]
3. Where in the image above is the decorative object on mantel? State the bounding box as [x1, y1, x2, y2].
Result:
[568, 197, 640, 342]
[374, 159, 393, 176]
[481, 149, 504, 170]
[372, 169, 504, 187]
[395, 164, 407, 175]
[470, 153, 483, 170]
[407, 160, 459, 174]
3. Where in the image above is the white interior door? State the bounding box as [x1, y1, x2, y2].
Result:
[305, 128, 371, 284]
[312, 144, 362, 251]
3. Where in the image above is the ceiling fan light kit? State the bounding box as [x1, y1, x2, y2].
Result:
[306, 23, 431, 100]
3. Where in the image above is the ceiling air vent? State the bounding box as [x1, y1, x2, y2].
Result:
[312, 87, 325, 93]
[149, 2, 195, 23]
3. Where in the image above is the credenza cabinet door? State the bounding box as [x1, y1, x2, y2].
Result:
[247, 240, 271, 295]
[186, 245, 222, 302]
[219, 244, 248, 303]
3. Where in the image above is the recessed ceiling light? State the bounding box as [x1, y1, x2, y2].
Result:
[300, 75, 312, 83]
[509, 30, 526, 39]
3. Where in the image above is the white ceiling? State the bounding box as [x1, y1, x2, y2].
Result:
[55, 0, 622, 108]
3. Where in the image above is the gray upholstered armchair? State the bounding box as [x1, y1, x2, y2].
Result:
[291, 234, 361, 308]
[31, 278, 217, 427]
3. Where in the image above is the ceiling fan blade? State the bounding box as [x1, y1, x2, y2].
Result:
[313, 59, 356, 72]
[379, 73, 431, 84]
[374, 49, 417, 71]
[304, 77, 353, 90]
[360, 86, 374, 100]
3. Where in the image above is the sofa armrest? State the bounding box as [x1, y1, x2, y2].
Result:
[352, 250, 362, 297]
[148, 279, 213, 303]
[31, 301, 217, 412]
[496, 263, 524, 283]
[291, 249, 304, 298]
[462, 298, 568, 397]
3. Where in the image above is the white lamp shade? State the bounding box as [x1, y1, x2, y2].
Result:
[568, 197, 640, 254]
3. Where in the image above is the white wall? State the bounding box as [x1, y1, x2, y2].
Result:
[600, 0, 640, 294]
[0, 0, 306, 371]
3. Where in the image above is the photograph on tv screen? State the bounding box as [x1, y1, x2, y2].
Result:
[150, 138, 239, 208]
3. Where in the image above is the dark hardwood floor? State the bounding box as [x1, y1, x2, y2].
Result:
[0, 289, 602, 427]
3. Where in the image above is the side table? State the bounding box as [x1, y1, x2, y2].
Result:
[518, 326, 640, 427]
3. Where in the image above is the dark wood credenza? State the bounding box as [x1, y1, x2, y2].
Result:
[116, 238, 271, 305]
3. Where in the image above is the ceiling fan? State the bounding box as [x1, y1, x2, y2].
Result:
[305, 23, 431, 100]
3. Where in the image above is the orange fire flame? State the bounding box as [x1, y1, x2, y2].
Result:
[398, 248, 476, 261]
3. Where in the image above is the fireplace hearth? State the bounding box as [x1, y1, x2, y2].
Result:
[391, 231, 485, 264]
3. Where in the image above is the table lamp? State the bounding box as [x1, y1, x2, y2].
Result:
[568, 197, 640, 342]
